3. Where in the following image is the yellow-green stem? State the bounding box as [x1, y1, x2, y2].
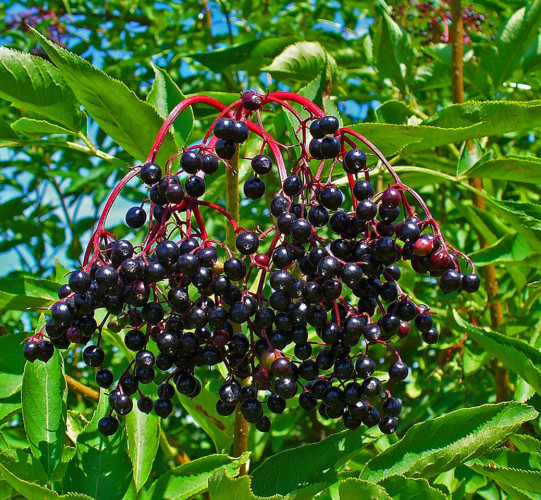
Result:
[226, 147, 249, 473]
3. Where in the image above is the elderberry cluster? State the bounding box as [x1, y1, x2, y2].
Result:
[24, 90, 479, 438]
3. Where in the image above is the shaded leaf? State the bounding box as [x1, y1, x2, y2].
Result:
[455, 313, 541, 394]
[467, 449, 541, 494]
[189, 37, 295, 74]
[64, 393, 132, 499]
[464, 155, 541, 184]
[147, 64, 193, 146]
[0, 333, 27, 398]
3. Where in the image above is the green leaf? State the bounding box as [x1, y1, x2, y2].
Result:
[371, 10, 412, 93]
[348, 101, 541, 158]
[467, 449, 541, 494]
[147, 64, 193, 146]
[483, 0, 541, 86]
[251, 428, 378, 496]
[470, 233, 538, 267]
[11, 118, 74, 137]
[144, 453, 248, 500]
[512, 435, 541, 454]
[0, 459, 92, 500]
[338, 478, 391, 500]
[64, 393, 132, 499]
[378, 476, 448, 499]
[486, 199, 541, 248]
[0, 116, 18, 142]
[176, 373, 233, 452]
[375, 100, 415, 125]
[125, 409, 160, 491]
[0, 448, 46, 484]
[208, 468, 279, 500]
[0, 333, 27, 398]
[21, 350, 66, 479]
[0, 47, 82, 131]
[464, 155, 541, 184]
[361, 402, 538, 482]
[0, 393, 21, 425]
[189, 37, 295, 74]
[262, 42, 337, 83]
[454, 313, 541, 395]
[32, 29, 177, 164]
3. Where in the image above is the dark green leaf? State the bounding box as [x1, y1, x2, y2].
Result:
[0, 333, 27, 398]
[455, 313, 541, 394]
[467, 449, 541, 494]
[371, 10, 412, 93]
[64, 393, 132, 499]
[147, 64, 193, 146]
[470, 233, 538, 267]
[189, 37, 295, 74]
[361, 402, 537, 481]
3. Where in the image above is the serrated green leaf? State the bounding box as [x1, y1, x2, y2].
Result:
[32, 29, 177, 164]
[455, 313, 541, 395]
[0, 448, 46, 484]
[464, 155, 541, 184]
[467, 449, 541, 494]
[0, 459, 92, 500]
[470, 233, 537, 267]
[0, 393, 21, 425]
[147, 64, 193, 146]
[348, 101, 541, 158]
[143, 453, 248, 500]
[251, 428, 378, 496]
[378, 476, 448, 499]
[375, 100, 415, 124]
[512, 435, 541, 454]
[0, 47, 82, 131]
[338, 478, 391, 500]
[361, 402, 538, 482]
[482, 0, 541, 86]
[125, 409, 160, 491]
[64, 393, 132, 499]
[189, 37, 295, 74]
[11, 117, 74, 137]
[21, 350, 66, 479]
[262, 42, 337, 83]
[209, 468, 279, 500]
[371, 10, 412, 93]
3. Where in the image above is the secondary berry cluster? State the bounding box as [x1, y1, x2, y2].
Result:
[24, 91, 479, 437]
[391, 1, 494, 44]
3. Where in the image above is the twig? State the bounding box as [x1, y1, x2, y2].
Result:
[65, 374, 99, 401]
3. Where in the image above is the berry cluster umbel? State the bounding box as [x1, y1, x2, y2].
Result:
[24, 91, 479, 437]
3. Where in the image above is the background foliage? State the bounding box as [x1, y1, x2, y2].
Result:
[0, 0, 541, 498]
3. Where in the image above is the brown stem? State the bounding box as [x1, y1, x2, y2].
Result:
[65, 374, 99, 401]
[451, 0, 508, 400]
